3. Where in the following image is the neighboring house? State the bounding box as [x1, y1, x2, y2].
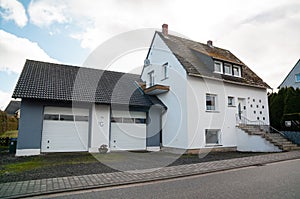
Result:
[13, 60, 164, 156]
[278, 59, 300, 89]
[140, 24, 283, 152]
[4, 100, 21, 118]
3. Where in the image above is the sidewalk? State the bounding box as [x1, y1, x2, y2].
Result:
[1, 151, 300, 199]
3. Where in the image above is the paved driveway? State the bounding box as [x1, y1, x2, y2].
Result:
[92, 151, 183, 172]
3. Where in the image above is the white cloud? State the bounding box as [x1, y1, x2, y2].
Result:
[0, 0, 28, 27]
[217, 1, 300, 89]
[25, 0, 300, 88]
[0, 90, 12, 111]
[0, 29, 57, 73]
[28, 0, 69, 27]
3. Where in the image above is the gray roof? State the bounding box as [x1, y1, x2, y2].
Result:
[4, 100, 20, 115]
[13, 60, 164, 107]
[278, 59, 300, 89]
[156, 32, 270, 89]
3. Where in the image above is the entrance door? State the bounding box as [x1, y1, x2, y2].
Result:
[237, 98, 246, 121]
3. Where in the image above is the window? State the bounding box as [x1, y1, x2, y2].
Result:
[75, 115, 89, 122]
[205, 129, 220, 145]
[111, 117, 122, 123]
[162, 63, 168, 79]
[44, 114, 59, 120]
[224, 63, 232, 75]
[123, 118, 134, 123]
[214, 61, 223, 73]
[148, 71, 155, 87]
[60, 115, 74, 121]
[135, 118, 146, 124]
[296, 74, 300, 82]
[228, 96, 235, 106]
[233, 65, 241, 77]
[206, 94, 217, 111]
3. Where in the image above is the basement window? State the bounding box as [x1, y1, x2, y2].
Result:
[205, 129, 221, 145]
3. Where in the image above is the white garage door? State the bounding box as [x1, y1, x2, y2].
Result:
[110, 111, 146, 151]
[41, 107, 89, 152]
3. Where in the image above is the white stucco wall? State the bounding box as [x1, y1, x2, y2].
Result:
[186, 76, 270, 149]
[141, 32, 271, 151]
[141, 33, 189, 149]
[236, 128, 281, 152]
[89, 104, 110, 152]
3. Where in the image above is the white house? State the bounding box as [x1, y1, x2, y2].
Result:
[140, 24, 295, 152]
[13, 24, 299, 156]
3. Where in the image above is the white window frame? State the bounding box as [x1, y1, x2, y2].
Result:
[214, 61, 223, 73]
[148, 71, 155, 87]
[206, 94, 218, 111]
[224, 63, 232, 75]
[295, 73, 300, 82]
[205, 129, 221, 145]
[228, 96, 235, 107]
[233, 65, 241, 77]
[162, 63, 168, 80]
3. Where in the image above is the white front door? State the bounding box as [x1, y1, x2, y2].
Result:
[110, 111, 146, 151]
[41, 107, 89, 152]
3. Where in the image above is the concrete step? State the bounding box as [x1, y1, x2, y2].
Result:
[238, 125, 300, 151]
[267, 139, 290, 143]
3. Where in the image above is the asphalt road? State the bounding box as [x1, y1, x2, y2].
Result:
[42, 159, 300, 199]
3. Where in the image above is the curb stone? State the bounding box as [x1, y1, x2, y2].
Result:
[1, 151, 300, 199]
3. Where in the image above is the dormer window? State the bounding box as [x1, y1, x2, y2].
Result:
[214, 60, 242, 77]
[224, 63, 232, 75]
[214, 61, 223, 73]
[233, 65, 241, 77]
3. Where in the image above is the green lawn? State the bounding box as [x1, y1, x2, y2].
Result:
[0, 152, 123, 175]
[0, 130, 18, 138]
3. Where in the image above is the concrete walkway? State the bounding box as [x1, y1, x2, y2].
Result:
[1, 151, 300, 199]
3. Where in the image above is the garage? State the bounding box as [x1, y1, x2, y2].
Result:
[41, 107, 89, 152]
[110, 110, 146, 151]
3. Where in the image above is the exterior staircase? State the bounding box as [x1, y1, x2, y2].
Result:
[238, 125, 300, 151]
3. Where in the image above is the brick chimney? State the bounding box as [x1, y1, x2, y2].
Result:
[207, 40, 213, 47]
[162, 24, 168, 36]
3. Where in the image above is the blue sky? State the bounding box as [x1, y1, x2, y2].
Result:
[1, 0, 300, 110]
